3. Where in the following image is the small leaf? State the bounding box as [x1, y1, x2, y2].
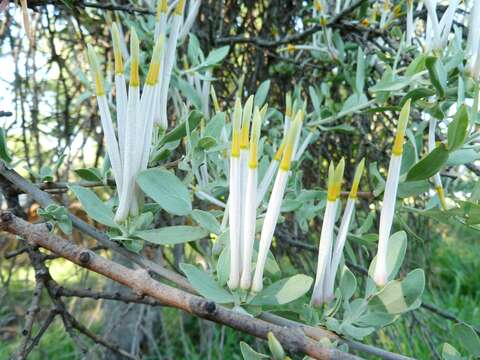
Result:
[135, 226, 208, 245]
[240, 342, 269, 360]
[368, 269, 425, 315]
[267, 332, 285, 360]
[442, 343, 462, 360]
[368, 231, 407, 282]
[447, 105, 469, 152]
[425, 56, 447, 97]
[137, 168, 192, 216]
[191, 209, 221, 234]
[70, 185, 117, 228]
[254, 80, 271, 107]
[453, 324, 480, 357]
[250, 274, 313, 306]
[180, 263, 234, 304]
[203, 46, 230, 67]
[400, 88, 435, 106]
[340, 266, 357, 300]
[0, 128, 12, 163]
[406, 144, 449, 181]
[160, 110, 203, 146]
[74, 168, 103, 182]
[39, 166, 54, 182]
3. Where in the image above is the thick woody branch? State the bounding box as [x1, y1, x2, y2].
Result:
[0, 211, 360, 360]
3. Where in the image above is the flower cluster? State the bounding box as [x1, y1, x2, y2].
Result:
[86, 0, 201, 223]
[227, 97, 304, 292]
[311, 158, 365, 306]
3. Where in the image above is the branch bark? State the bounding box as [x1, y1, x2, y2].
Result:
[0, 211, 361, 360]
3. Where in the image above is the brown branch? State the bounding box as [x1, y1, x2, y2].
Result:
[0, 211, 361, 360]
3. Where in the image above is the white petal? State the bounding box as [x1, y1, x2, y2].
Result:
[228, 157, 241, 289]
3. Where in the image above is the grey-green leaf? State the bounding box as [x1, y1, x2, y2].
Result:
[135, 226, 208, 245]
[191, 209, 221, 234]
[180, 263, 234, 304]
[240, 342, 269, 360]
[452, 323, 480, 357]
[406, 144, 449, 182]
[69, 185, 117, 228]
[137, 168, 192, 216]
[250, 274, 313, 306]
[0, 128, 12, 163]
[447, 105, 469, 152]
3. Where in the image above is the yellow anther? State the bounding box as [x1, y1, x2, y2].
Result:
[333, 158, 345, 199]
[240, 95, 254, 149]
[349, 158, 365, 199]
[280, 111, 303, 171]
[287, 44, 296, 53]
[87, 45, 105, 96]
[248, 107, 263, 169]
[361, 19, 369, 26]
[146, 35, 165, 85]
[156, 0, 168, 19]
[231, 98, 242, 158]
[327, 162, 336, 201]
[175, 0, 186, 15]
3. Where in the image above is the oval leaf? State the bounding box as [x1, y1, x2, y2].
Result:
[406, 144, 449, 182]
[135, 226, 208, 245]
[191, 209, 221, 234]
[69, 185, 117, 228]
[137, 168, 192, 216]
[250, 274, 313, 306]
[180, 263, 234, 304]
[448, 105, 469, 152]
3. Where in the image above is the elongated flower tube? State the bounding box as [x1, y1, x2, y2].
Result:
[87, 45, 123, 193]
[372, 100, 411, 286]
[155, 0, 168, 42]
[228, 98, 243, 289]
[115, 29, 140, 222]
[424, 0, 459, 52]
[323, 159, 365, 303]
[179, 0, 201, 41]
[467, 0, 480, 78]
[157, 0, 186, 128]
[427, 117, 447, 209]
[311, 159, 344, 306]
[111, 23, 127, 164]
[406, 0, 414, 46]
[239, 95, 254, 265]
[251, 111, 303, 293]
[240, 106, 264, 290]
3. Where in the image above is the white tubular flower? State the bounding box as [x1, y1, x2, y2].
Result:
[323, 159, 365, 303]
[251, 111, 303, 293]
[87, 46, 123, 194]
[111, 24, 127, 164]
[373, 100, 411, 286]
[115, 29, 140, 223]
[406, 0, 414, 46]
[424, 0, 459, 52]
[311, 159, 344, 306]
[467, 0, 480, 78]
[139, 35, 165, 171]
[240, 106, 264, 290]
[239, 95, 254, 265]
[228, 98, 243, 289]
[428, 117, 447, 210]
[157, 0, 185, 128]
[284, 92, 292, 133]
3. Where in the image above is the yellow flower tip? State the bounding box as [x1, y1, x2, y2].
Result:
[333, 158, 345, 198]
[314, 0, 323, 12]
[146, 35, 165, 86]
[435, 186, 448, 210]
[327, 161, 336, 201]
[111, 24, 124, 74]
[280, 115, 302, 171]
[231, 98, 243, 157]
[287, 44, 296, 53]
[87, 45, 105, 96]
[240, 95, 254, 149]
[285, 92, 292, 118]
[211, 86, 221, 112]
[393, 4, 402, 15]
[407, 0, 413, 8]
[130, 28, 140, 87]
[249, 107, 263, 168]
[320, 16, 328, 27]
[361, 18, 369, 26]
[349, 158, 365, 199]
[274, 139, 286, 161]
[156, 0, 168, 19]
[392, 99, 411, 156]
[174, 0, 186, 15]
